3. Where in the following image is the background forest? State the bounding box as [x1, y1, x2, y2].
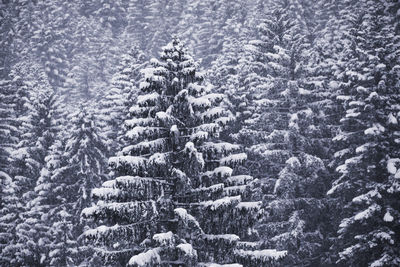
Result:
[1, 0, 400, 266]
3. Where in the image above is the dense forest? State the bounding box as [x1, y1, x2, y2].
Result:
[1, 0, 399, 266]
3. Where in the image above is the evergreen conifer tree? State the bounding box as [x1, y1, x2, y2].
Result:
[19, 107, 108, 266]
[83, 38, 287, 266]
[10, 88, 62, 266]
[328, 1, 400, 265]
[100, 47, 146, 156]
[0, 62, 52, 266]
[221, 2, 334, 265]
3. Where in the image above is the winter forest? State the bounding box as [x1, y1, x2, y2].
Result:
[0, 0, 399, 266]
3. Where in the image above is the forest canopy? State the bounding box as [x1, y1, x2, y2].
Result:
[0, 0, 399, 266]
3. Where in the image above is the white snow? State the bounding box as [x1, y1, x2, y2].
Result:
[81, 206, 97, 217]
[82, 200, 158, 219]
[108, 156, 147, 169]
[137, 92, 160, 105]
[289, 113, 299, 129]
[11, 147, 29, 160]
[366, 91, 379, 101]
[354, 204, 381, 221]
[202, 107, 225, 120]
[339, 244, 361, 259]
[387, 158, 399, 174]
[220, 153, 247, 166]
[370, 255, 390, 267]
[153, 231, 174, 246]
[126, 126, 164, 141]
[237, 241, 259, 249]
[205, 93, 225, 103]
[336, 95, 352, 101]
[388, 113, 398, 125]
[190, 130, 208, 141]
[223, 185, 247, 196]
[129, 105, 145, 115]
[352, 189, 381, 204]
[115, 176, 169, 187]
[355, 143, 372, 154]
[183, 142, 204, 167]
[335, 164, 347, 174]
[356, 86, 368, 93]
[327, 183, 340, 195]
[349, 100, 364, 107]
[344, 155, 362, 166]
[102, 180, 115, 188]
[338, 217, 351, 229]
[191, 183, 224, 194]
[234, 249, 287, 260]
[0, 171, 12, 184]
[91, 187, 120, 200]
[196, 123, 219, 134]
[174, 208, 202, 230]
[170, 125, 179, 135]
[383, 210, 394, 222]
[201, 196, 241, 210]
[298, 88, 311, 95]
[201, 142, 241, 154]
[376, 63, 386, 70]
[125, 117, 154, 127]
[128, 248, 161, 266]
[374, 231, 393, 244]
[329, 81, 339, 89]
[213, 166, 233, 177]
[188, 96, 211, 108]
[285, 156, 301, 169]
[364, 123, 385, 135]
[156, 111, 174, 122]
[84, 224, 120, 238]
[139, 81, 150, 90]
[345, 108, 360, 118]
[199, 264, 242, 267]
[148, 152, 168, 166]
[177, 243, 197, 257]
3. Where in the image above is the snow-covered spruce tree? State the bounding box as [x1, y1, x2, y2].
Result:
[100, 47, 146, 156]
[26, 139, 72, 267]
[82, 38, 287, 266]
[0, 173, 18, 266]
[327, 1, 400, 266]
[0, 61, 56, 266]
[64, 108, 108, 220]
[0, 78, 21, 209]
[51, 108, 108, 266]
[8, 88, 62, 266]
[17, 107, 108, 266]
[0, 75, 24, 265]
[307, 2, 361, 263]
[227, 2, 334, 265]
[208, 36, 248, 143]
[0, 65, 30, 178]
